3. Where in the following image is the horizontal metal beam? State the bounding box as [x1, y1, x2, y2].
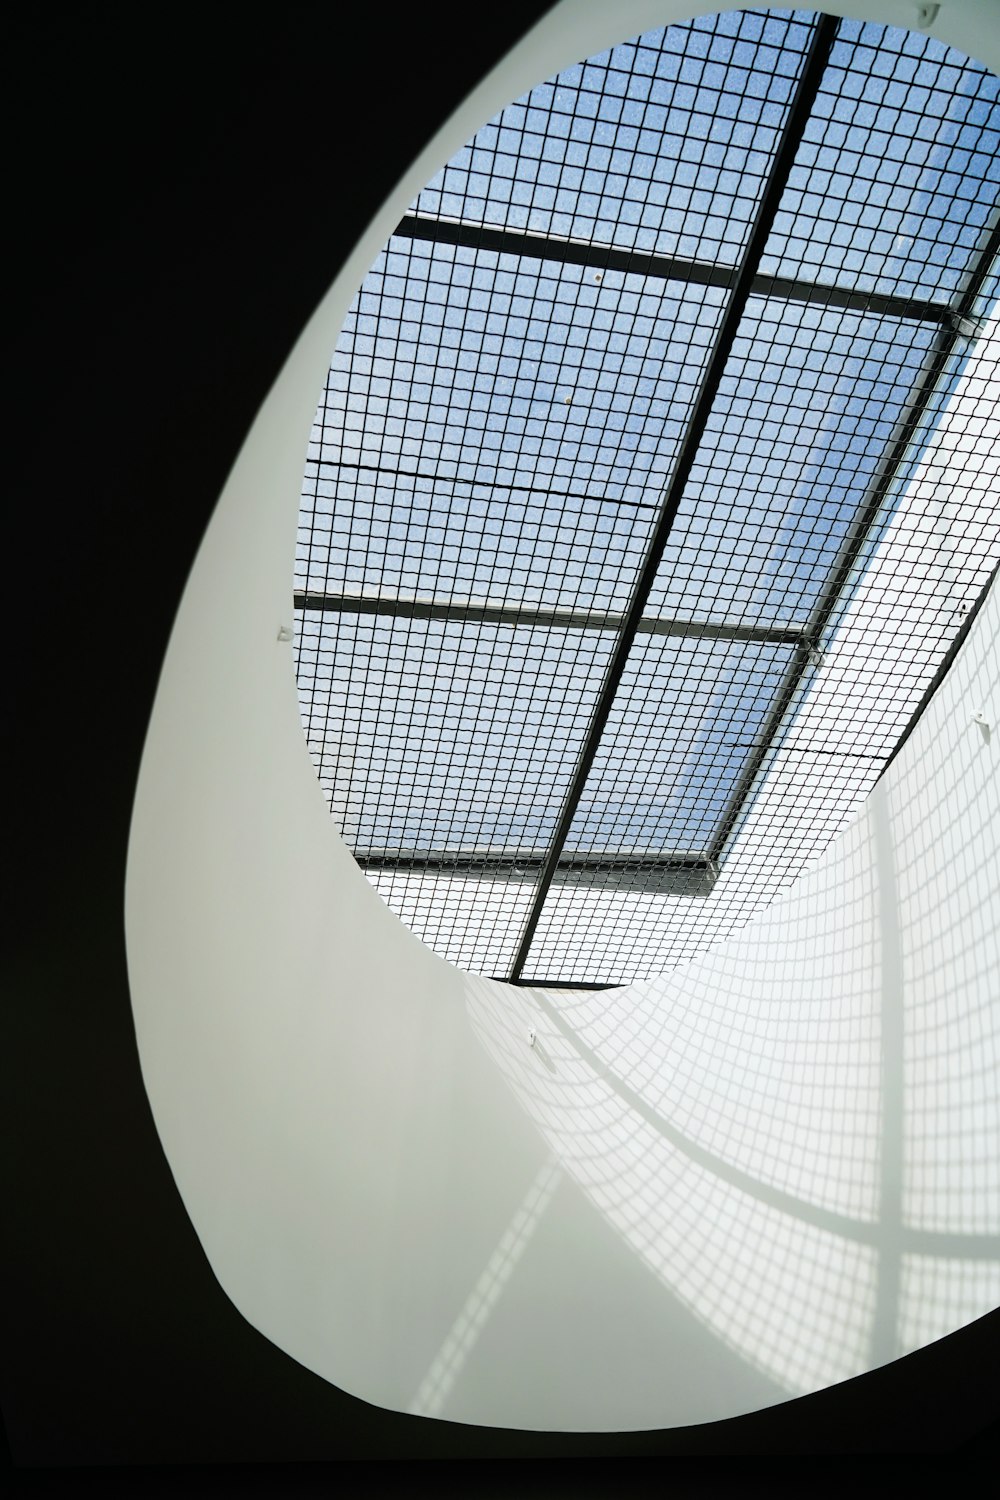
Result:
[355, 849, 718, 897]
[294, 588, 804, 646]
[356, 850, 713, 870]
[395, 214, 950, 327]
[504, 978, 615, 990]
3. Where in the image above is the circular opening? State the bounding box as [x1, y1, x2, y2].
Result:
[293, 8, 1000, 988]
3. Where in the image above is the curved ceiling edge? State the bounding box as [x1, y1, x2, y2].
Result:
[124, 0, 1000, 1433]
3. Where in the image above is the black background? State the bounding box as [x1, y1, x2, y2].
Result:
[4, 4, 997, 1489]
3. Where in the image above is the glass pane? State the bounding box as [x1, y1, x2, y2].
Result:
[645, 296, 938, 628]
[296, 465, 655, 617]
[413, 9, 817, 265]
[521, 748, 880, 985]
[563, 635, 797, 859]
[759, 18, 1000, 303]
[297, 612, 616, 852]
[330, 242, 723, 500]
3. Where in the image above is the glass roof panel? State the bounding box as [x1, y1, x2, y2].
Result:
[780, 305, 1000, 760]
[296, 610, 615, 936]
[758, 18, 1000, 301]
[307, 237, 725, 528]
[294, 8, 1000, 988]
[520, 747, 880, 984]
[520, 304, 1000, 985]
[644, 295, 939, 628]
[561, 635, 797, 856]
[296, 468, 661, 618]
[412, 8, 817, 264]
[362, 868, 540, 978]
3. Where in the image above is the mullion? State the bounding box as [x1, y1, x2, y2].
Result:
[706, 212, 1000, 867]
[507, 11, 840, 983]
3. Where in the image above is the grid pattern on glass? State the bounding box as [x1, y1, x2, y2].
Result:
[773, 300, 1000, 763]
[365, 871, 541, 979]
[758, 17, 1000, 301]
[296, 470, 660, 620]
[413, 9, 816, 266]
[562, 635, 797, 856]
[294, 8, 1000, 984]
[644, 297, 939, 629]
[296, 609, 618, 965]
[467, 975, 880, 1396]
[519, 752, 880, 984]
[308, 238, 725, 517]
[520, 368, 1000, 987]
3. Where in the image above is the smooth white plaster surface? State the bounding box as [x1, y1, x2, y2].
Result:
[125, 0, 1000, 1432]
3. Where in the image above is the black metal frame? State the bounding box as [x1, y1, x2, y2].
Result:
[504, 12, 842, 981]
[396, 213, 951, 328]
[294, 588, 805, 645]
[296, 10, 1000, 987]
[705, 212, 1000, 868]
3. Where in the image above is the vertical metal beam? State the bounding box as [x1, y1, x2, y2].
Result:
[875, 561, 998, 784]
[506, 13, 841, 982]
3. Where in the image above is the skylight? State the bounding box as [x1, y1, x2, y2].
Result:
[295, 8, 999, 987]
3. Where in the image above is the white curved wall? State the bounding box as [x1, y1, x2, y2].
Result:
[125, 0, 1000, 1433]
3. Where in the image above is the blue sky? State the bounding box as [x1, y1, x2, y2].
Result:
[295, 8, 999, 975]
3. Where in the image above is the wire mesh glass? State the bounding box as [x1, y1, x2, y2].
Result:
[413, 8, 817, 265]
[294, 7, 1000, 985]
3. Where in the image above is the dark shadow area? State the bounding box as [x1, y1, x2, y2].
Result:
[4, 4, 997, 1470]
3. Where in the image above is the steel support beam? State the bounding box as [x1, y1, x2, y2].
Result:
[355, 849, 718, 897]
[308, 458, 663, 514]
[505, 13, 842, 983]
[394, 214, 949, 327]
[294, 588, 805, 646]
